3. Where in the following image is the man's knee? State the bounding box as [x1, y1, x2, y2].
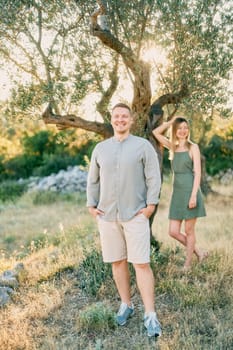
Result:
[133, 262, 150, 271]
[112, 259, 127, 269]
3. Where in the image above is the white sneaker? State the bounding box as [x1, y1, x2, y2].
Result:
[116, 302, 134, 326]
[144, 312, 162, 337]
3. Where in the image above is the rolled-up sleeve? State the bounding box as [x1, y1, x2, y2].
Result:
[143, 142, 161, 205]
[86, 147, 100, 207]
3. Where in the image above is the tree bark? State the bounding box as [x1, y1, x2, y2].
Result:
[90, 2, 151, 135]
[200, 154, 212, 195]
[42, 103, 113, 138]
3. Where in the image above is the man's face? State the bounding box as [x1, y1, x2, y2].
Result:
[111, 107, 133, 134]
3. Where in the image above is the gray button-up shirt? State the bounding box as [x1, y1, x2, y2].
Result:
[86, 134, 161, 221]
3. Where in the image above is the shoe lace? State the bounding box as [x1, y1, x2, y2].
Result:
[117, 303, 128, 316]
[145, 313, 160, 328]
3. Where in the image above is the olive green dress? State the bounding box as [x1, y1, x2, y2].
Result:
[169, 151, 206, 220]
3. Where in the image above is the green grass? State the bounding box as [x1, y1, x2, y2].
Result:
[77, 247, 112, 297]
[0, 180, 232, 349]
[0, 180, 27, 202]
[77, 302, 117, 332]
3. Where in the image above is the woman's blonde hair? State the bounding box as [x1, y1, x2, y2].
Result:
[169, 117, 192, 160]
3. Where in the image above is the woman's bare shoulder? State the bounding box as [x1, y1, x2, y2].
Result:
[189, 143, 201, 161]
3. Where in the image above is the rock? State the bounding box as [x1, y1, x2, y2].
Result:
[13, 263, 25, 277]
[209, 168, 233, 186]
[0, 286, 14, 307]
[0, 275, 19, 288]
[0, 263, 25, 306]
[219, 168, 233, 185]
[25, 165, 88, 193]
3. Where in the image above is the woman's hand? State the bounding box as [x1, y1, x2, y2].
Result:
[168, 115, 179, 125]
[188, 195, 197, 209]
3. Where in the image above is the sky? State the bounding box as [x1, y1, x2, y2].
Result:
[0, 70, 12, 101]
[0, 50, 233, 113]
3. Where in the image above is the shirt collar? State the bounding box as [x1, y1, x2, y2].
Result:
[112, 134, 132, 143]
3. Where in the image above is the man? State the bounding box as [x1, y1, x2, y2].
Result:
[86, 103, 162, 337]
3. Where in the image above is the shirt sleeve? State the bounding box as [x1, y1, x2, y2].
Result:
[143, 142, 161, 205]
[86, 147, 100, 207]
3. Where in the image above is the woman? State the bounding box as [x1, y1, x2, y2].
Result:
[153, 116, 207, 270]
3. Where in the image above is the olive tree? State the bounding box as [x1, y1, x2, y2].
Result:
[0, 0, 232, 176]
[0, 0, 232, 242]
[44, 1, 233, 158]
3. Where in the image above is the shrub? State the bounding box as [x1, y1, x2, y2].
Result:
[0, 155, 6, 181]
[0, 180, 27, 202]
[32, 191, 73, 205]
[203, 127, 233, 175]
[77, 302, 116, 332]
[22, 130, 56, 156]
[77, 248, 112, 297]
[4, 154, 41, 179]
[32, 153, 80, 177]
[0, 131, 98, 181]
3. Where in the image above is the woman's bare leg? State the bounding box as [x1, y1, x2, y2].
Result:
[183, 218, 196, 268]
[169, 220, 199, 258]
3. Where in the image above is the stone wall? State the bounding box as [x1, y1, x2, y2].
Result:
[24, 165, 87, 193]
[21, 165, 233, 194]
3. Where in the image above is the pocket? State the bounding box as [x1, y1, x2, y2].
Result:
[139, 213, 149, 220]
[96, 214, 104, 221]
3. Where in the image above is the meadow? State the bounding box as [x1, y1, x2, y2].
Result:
[0, 178, 232, 350]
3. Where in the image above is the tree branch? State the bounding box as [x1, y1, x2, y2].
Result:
[146, 83, 190, 159]
[90, 1, 152, 132]
[154, 83, 189, 108]
[90, 1, 147, 79]
[96, 54, 119, 122]
[0, 46, 43, 83]
[42, 103, 113, 138]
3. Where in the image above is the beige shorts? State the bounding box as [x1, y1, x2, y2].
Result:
[96, 213, 150, 263]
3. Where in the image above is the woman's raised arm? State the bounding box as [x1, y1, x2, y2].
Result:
[152, 117, 177, 149]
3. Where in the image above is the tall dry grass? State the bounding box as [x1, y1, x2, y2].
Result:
[0, 179, 232, 350]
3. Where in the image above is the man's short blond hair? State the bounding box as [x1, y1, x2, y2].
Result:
[112, 103, 131, 113]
